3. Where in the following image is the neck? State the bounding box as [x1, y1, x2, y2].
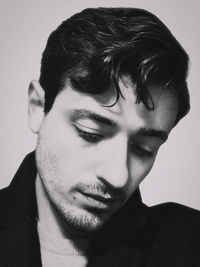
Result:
[35, 175, 92, 253]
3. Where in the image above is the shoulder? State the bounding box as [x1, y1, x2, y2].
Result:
[146, 202, 200, 238]
[0, 187, 10, 219]
[147, 202, 200, 230]
[126, 202, 200, 265]
[143, 202, 200, 263]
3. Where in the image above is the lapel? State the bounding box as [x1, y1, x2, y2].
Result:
[87, 189, 148, 266]
[87, 242, 142, 267]
[0, 152, 42, 267]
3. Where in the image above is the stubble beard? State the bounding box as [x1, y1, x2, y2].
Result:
[35, 137, 113, 236]
[53, 198, 105, 234]
[42, 181, 108, 237]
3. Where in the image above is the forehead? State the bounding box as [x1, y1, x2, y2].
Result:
[54, 77, 178, 134]
[117, 78, 178, 132]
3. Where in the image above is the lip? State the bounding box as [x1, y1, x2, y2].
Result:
[82, 192, 118, 204]
[77, 190, 119, 209]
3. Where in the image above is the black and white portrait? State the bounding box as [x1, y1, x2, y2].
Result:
[0, 1, 199, 266]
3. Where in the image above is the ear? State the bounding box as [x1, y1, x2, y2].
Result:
[28, 80, 45, 133]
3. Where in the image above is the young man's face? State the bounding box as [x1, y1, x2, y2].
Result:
[34, 76, 178, 233]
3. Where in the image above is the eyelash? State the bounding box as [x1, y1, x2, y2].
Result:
[131, 145, 153, 158]
[74, 125, 154, 158]
[75, 126, 103, 143]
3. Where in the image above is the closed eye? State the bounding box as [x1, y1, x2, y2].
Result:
[74, 125, 104, 143]
[131, 144, 154, 158]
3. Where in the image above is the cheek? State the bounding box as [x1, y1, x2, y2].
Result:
[128, 156, 156, 192]
[37, 116, 97, 184]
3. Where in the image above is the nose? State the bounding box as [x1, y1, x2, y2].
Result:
[95, 135, 129, 189]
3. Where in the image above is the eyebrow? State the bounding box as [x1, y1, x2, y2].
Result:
[138, 128, 168, 143]
[71, 109, 117, 127]
[71, 109, 168, 142]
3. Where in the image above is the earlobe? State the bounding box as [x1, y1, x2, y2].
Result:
[28, 80, 45, 133]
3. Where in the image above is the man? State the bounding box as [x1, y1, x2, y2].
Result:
[0, 7, 199, 267]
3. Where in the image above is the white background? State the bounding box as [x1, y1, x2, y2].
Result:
[0, 0, 199, 209]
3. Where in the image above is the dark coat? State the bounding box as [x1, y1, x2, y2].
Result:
[0, 152, 200, 266]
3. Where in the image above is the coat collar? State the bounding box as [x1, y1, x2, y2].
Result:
[0, 152, 148, 267]
[0, 152, 42, 267]
[0, 152, 37, 227]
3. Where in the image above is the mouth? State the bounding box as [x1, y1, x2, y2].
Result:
[76, 190, 121, 210]
[82, 192, 118, 203]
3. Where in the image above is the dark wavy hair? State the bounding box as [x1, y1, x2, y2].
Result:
[39, 7, 190, 124]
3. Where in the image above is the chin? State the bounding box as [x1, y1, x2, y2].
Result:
[55, 201, 109, 234]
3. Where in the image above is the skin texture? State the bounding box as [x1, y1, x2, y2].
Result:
[29, 76, 178, 239]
